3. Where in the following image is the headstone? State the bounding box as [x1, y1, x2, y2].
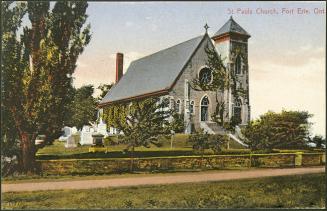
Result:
[65, 135, 77, 148]
[92, 133, 104, 146]
[59, 126, 73, 142]
[63, 126, 72, 137]
[80, 125, 94, 145]
[97, 118, 108, 137]
[71, 127, 78, 135]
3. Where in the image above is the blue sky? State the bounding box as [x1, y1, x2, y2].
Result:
[72, 1, 326, 136]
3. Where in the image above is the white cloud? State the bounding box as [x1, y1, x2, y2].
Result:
[125, 21, 134, 27]
[250, 53, 325, 136]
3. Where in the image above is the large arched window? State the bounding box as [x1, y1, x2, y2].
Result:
[200, 96, 209, 121]
[235, 55, 242, 75]
[199, 67, 212, 84]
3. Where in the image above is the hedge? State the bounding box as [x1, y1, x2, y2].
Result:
[37, 153, 325, 176]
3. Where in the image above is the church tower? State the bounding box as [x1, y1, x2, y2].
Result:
[211, 16, 251, 125]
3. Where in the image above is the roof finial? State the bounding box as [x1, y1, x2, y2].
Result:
[230, 15, 233, 20]
[204, 23, 209, 34]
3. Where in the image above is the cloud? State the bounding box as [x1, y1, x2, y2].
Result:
[254, 44, 325, 68]
[250, 54, 325, 136]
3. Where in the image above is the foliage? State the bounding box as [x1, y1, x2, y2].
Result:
[189, 129, 228, 157]
[1, 1, 91, 173]
[2, 174, 325, 209]
[97, 83, 114, 101]
[170, 112, 185, 133]
[1, 1, 27, 173]
[309, 135, 326, 149]
[242, 110, 313, 150]
[66, 85, 97, 129]
[103, 97, 173, 170]
[190, 44, 243, 131]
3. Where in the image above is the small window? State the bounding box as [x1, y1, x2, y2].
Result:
[190, 101, 194, 114]
[235, 56, 242, 75]
[199, 67, 212, 84]
[176, 99, 181, 113]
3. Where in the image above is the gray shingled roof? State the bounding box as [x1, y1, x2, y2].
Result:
[213, 16, 250, 38]
[100, 35, 205, 105]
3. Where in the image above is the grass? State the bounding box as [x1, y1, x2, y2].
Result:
[2, 173, 325, 209]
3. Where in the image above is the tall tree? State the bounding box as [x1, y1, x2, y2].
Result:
[242, 110, 313, 150]
[2, 1, 91, 173]
[67, 85, 97, 129]
[103, 97, 172, 171]
[1, 1, 27, 175]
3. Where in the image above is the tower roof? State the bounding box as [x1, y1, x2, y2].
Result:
[212, 16, 250, 39]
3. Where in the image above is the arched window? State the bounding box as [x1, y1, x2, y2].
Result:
[233, 99, 242, 124]
[199, 67, 212, 84]
[200, 96, 209, 121]
[235, 55, 242, 75]
[176, 99, 181, 113]
[190, 101, 194, 114]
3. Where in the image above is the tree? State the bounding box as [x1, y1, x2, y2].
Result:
[1, 1, 27, 173]
[66, 85, 97, 129]
[97, 83, 114, 101]
[309, 135, 326, 149]
[242, 110, 313, 150]
[2, 1, 91, 173]
[190, 45, 244, 132]
[103, 97, 172, 171]
[189, 129, 227, 167]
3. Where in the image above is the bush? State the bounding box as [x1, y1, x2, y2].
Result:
[104, 135, 125, 146]
[220, 149, 251, 155]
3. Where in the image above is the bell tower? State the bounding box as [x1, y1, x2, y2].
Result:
[211, 16, 251, 125]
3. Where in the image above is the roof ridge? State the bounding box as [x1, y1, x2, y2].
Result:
[131, 35, 204, 64]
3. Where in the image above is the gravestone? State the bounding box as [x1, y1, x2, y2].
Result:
[59, 126, 72, 141]
[80, 125, 94, 145]
[65, 135, 77, 148]
[97, 118, 108, 137]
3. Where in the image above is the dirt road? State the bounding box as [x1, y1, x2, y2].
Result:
[2, 167, 324, 193]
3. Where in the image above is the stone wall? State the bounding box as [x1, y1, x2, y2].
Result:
[38, 153, 325, 176]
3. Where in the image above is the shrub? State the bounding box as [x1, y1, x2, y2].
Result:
[220, 149, 251, 155]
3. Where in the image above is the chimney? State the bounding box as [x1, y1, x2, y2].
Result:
[115, 53, 124, 83]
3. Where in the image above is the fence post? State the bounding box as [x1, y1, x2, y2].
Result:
[294, 152, 303, 167]
[321, 153, 326, 165]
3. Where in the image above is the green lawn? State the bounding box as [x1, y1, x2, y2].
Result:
[2, 173, 325, 209]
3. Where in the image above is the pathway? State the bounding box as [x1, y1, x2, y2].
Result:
[2, 167, 324, 193]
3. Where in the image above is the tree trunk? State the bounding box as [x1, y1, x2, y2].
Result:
[20, 132, 36, 174]
[130, 145, 135, 172]
[201, 148, 204, 169]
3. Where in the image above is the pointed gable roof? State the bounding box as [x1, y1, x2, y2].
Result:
[212, 16, 250, 39]
[99, 34, 207, 106]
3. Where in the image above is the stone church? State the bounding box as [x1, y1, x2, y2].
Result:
[99, 16, 250, 140]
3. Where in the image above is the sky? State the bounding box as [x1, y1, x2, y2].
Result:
[72, 1, 326, 137]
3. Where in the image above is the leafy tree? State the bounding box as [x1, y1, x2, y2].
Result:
[190, 45, 244, 132]
[66, 85, 97, 129]
[97, 83, 114, 101]
[309, 135, 326, 149]
[2, 1, 91, 173]
[103, 97, 172, 171]
[189, 129, 227, 167]
[170, 112, 185, 133]
[242, 110, 313, 150]
[1, 1, 26, 166]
